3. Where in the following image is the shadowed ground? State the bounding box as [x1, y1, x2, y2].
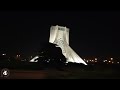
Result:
[0, 66, 120, 79]
[0, 70, 47, 79]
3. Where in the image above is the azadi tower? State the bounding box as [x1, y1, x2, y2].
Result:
[49, 25, 87, 65]
[30, 25, 87, 65]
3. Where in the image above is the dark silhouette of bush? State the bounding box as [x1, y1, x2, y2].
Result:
[37, 42, 66, 68]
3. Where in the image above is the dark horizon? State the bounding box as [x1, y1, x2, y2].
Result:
[0, 10, 119, 58]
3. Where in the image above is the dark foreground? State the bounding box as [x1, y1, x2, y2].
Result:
[0, 65, 120, 79]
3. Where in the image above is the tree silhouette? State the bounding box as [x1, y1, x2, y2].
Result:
[37, 42, 66, 68]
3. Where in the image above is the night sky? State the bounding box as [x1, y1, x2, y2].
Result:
[0, 10, 119, 58]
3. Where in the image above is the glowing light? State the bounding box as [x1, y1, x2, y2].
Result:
[110, 58, 113, 60]
[112, 62, 114, 64]
[90, 60, 91, 61]
[103, 60, 107, 62]
[2, 54, 6, 55]
[103, 60, 106, 62]
[117, 62, 119, 64]
[16, 55, 20, 58]
[109, 61, 111, 63]
[66, 62, 68, 63]
[95, 58, 97, 60]
[87, 60, 89, 63]
[92, 60, 94, 62]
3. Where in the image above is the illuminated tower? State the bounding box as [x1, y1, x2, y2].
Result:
[49, 25, 87, 65]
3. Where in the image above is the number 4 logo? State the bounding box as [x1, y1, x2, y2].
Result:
[3, 70, 8, 76]
[1, 68, 10, 78]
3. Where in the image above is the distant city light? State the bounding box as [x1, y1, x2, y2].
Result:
[103, 60, 106, 62]
[103, 60, 107, 62]
[110, 58, 113, 60]
[16, 55, 20, 58]
[95, 58, 97, 60]
[66, 62, 68, 63]
[1, 53, 118, 65]
[2, 54, 6, 55]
